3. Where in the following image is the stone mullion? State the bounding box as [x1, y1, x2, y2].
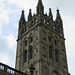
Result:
[27, 37, 30, 63]
[53, 38, 55, 63]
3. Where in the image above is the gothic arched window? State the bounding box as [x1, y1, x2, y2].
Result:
[54, 37, 58, 45]
[23, 37, 27, 47]
[55, 50, 59, 62]
[49, 46, 53, 58]
[29, 36, 33, 43]
[48, 35, 51, 41]
[23, 50, 27, 63]
[29, 46, 33, 59]
[24, 40, 27, 46]
[54, 39, 57, 45]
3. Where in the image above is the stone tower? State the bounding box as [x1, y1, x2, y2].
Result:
[15, 0, 70, 75]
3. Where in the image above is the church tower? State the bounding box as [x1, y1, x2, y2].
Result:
[15, 0, 70, 75]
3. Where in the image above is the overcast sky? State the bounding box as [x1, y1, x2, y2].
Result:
[0, 0, 75, 75]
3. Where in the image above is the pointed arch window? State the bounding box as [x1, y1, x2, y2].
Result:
[29, 36, 33, 43]
[29, 46, 33, 59]
[55, 50, 59, 62]
[24, 40, 27, 46]
[23, 37, 27, 47]
[48, 35, 51, 41]
[49, 46, 53, 58]
[54, 39, 57, 45]
[25, 26, 27, 31]
[54, 36, 59, 46]
[23, 50, 27, 63]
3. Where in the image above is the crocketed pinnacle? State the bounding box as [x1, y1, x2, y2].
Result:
[28, 9, 32, 21]
[56, 8, 61, 20]
[49, 8, 53, 20]
[20, 10, 25, 21]
[19, 10, 25, 29]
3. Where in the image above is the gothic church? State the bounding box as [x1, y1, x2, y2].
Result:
[15, 0, 70, 75]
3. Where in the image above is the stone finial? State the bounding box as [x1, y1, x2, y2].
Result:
[28, 9, 32, 21]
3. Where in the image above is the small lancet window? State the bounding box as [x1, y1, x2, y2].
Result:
[55, 50, 59, 62]
[23, 50, 27, 63]
[29, 46, 33, 59]
[48, 35, 51, 41]
[49, 46, 53, 58]
[24, 40, 27, 46]
[29, 36, 33, 43]
[54, 39, 57, 45]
